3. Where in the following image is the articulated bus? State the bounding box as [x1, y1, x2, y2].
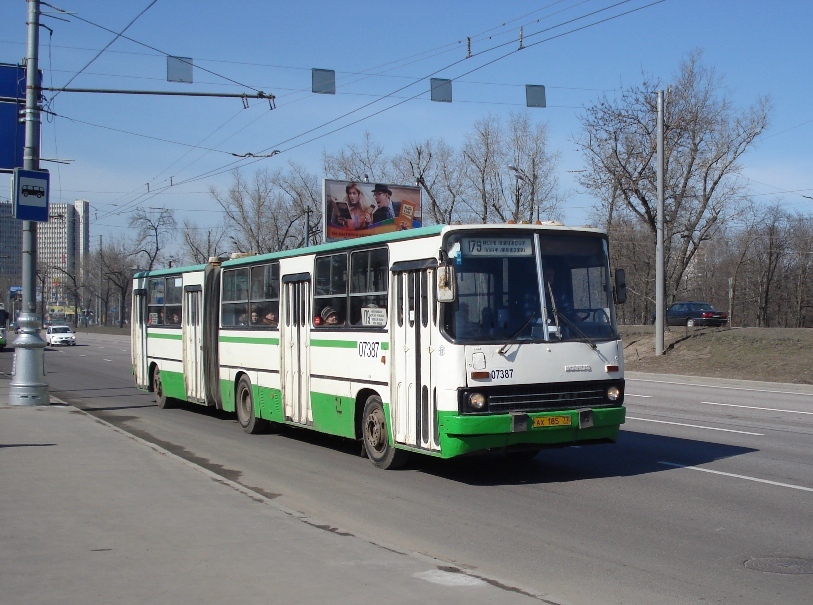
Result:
[131, 223, 627, 469]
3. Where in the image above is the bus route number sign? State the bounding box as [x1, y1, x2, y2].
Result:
[462, 237, 532, 257]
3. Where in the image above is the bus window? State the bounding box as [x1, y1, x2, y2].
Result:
[349, 248, 388, 327]
[249, 263, 280, 329]
[148, 278, 165, 324]
[222, 268, 249, 327]
[314, 253, 347, 327]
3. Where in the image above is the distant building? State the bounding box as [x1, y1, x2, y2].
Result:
[38, 200, 91, 319]
[0, 201, 23, 288]
[0, 199, 91, 320]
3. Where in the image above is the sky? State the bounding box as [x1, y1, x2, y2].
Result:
[1, 0, 811, 255]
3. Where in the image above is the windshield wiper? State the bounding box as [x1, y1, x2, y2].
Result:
[545, 280, 597, 350]
[549, 309, 598, 350]
[497, 312, 537, 356]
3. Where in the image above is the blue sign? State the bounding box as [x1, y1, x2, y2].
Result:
[12, 168, 50, 222]
[0, 63, 41, 172]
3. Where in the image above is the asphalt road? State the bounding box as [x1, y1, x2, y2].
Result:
[4, 332, 812, 604]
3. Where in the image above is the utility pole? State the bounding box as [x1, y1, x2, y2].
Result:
[98, 235, 102, 325]
[655, 90, 665, 356]
[10, 0, 49, 405]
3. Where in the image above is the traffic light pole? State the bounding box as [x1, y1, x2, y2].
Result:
[10, 0, 49, 405]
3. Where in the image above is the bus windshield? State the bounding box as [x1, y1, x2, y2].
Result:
[443, 232, 618, 343]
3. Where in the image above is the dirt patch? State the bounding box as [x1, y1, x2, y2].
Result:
[620, 326, 813, 384]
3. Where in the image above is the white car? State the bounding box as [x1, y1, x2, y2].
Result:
[46, 325, 76, 346]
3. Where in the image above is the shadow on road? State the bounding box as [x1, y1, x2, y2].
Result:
[54, 379, 757, 488]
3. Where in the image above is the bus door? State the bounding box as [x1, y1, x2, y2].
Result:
[183, 285, 204, 403]
[391, 266, 438, 451]
[131, 287, 148, 389]
[281, 275, 312, 426]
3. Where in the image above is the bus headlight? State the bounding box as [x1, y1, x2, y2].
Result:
[606, 385, 621, 402]
[468, 392, 487, 411]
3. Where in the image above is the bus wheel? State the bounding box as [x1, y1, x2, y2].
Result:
[362, 395, 409, 470]
[236, 375, 269, 434]
[153, 368, 174, 409]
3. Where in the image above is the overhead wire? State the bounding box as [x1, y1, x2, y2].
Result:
[49, 0, 159, 102]
[41, 0, 266, 95]
[168, 0, 666, 186]
[84, 0, 667, 219]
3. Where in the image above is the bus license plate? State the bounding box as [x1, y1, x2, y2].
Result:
[533, 416, 572, 428]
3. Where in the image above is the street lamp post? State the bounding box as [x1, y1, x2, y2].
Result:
[508, 165, 537, 222]
[10, 0, 49, 405]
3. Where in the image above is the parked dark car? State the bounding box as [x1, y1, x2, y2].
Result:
[665, 301, 728, 327]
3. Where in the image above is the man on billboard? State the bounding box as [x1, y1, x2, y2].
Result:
[371, 184, 396, 223]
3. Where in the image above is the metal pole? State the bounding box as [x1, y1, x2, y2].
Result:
[10, 0, 49, 405]
[655, 90, 665, 356]
[98, 235, 102, 325]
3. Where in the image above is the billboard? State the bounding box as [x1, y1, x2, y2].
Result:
[323, 179, 422, 243]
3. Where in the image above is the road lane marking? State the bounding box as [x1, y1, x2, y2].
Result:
[627, 416, 763, 435]
[104, 359, 113, 362]
[627, 378, 813, 397]
[659, 461, 813, 493]
[626, 394, 652, 398]
[701, 401, 813, 415]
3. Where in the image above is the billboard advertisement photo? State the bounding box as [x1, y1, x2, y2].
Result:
[323, 179, 421, 242]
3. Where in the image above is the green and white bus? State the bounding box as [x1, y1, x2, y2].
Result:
[131, 223, 627, 468]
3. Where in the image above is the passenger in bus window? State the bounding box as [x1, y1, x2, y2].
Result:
[262, 308, 278, 327]
[320, 305, 342, 326]
[237, 308, 249, 326]
[250, 308, 261, 325]
[170, 311, 181, 325]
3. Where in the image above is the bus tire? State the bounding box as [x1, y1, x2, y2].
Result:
[236, 375, 269, 434]
[362, 395, 409, 470]
[153, 368, 174, 409]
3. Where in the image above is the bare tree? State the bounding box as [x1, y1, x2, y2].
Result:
[210, 163, 323, 253]
[271, 161, 323, 248]
[180, 219, 228, 264]
[129, 207, 177, 271]
[392, 139, 465, 225]
[787, 213, 813, 327]
[323, 132, 394, 183]
[460, 115, 504, 223]
[576, 51, 769, 302]
[210, 168, 278, 254]
[100, 236, 137, 328]
[503, 112, 562, 223]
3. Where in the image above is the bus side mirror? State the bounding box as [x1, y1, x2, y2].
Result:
[436, 264, 456, 303]
[614, 268, 627, 304]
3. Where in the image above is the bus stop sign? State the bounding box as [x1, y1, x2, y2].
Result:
[12, 168, 50, 222]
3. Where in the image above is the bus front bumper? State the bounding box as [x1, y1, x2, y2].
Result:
[436, 406, 626, 458]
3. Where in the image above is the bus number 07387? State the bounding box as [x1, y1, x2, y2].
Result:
[358, 341, 380, 358]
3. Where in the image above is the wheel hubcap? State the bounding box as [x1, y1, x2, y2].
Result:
[365, 408, 386, 453]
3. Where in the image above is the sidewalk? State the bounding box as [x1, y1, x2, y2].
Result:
[0, 389, 542, 604]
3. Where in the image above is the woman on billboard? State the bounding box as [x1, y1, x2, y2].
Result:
[330, 182, 372, 230]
